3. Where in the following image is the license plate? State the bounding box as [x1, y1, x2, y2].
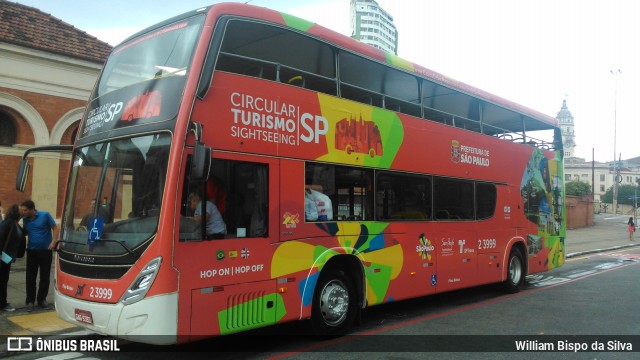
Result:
[74, 309, 93, 325]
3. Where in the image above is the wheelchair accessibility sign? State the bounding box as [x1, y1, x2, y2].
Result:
[88, 217, 104, 245]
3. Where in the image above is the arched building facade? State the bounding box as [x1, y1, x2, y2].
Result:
[0, 1, 111, 218]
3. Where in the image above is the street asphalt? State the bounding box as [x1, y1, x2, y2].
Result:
[0, 212, 638, 353]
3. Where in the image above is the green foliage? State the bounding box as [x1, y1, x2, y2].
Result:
[601, 184, 640, 205]
[565, 181, 592, 197]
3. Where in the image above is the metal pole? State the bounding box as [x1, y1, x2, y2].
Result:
[592, 148, 595, 197]
[611, 69, 621, 215]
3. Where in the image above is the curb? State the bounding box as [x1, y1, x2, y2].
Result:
[566, 242, 640, 259]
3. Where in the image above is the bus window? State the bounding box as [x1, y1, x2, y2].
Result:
[339, 51, 420, 117]
[180, 158, 268, 240]
[215, 20, 336, 95]
[376, 172, 432, 221]
[305, 163, 373, 221]
[433, 177, 474, 220]
[476, 182, 497, 220]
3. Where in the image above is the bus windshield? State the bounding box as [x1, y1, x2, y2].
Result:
[61, 133, 171, 256]
[93, 15, 204, 99]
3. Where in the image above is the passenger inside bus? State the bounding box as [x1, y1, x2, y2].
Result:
[304, 184, 333, 221]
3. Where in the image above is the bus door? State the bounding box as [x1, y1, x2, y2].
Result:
[175, 153, 280, 337]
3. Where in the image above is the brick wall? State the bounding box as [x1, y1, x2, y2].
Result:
[0, 156, 33, 210]
[0, 87, 85, 132]
[0, 87, 85, 218]
[566, 195, 594, 229]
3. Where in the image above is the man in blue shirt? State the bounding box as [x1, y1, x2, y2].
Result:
[20, 200, 57, 311]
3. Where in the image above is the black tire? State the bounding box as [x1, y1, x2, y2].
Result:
[503, 247, 525, 293]
[310, 269, 357, 336]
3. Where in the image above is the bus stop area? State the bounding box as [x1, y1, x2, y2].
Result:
[1, 213, 638, 347]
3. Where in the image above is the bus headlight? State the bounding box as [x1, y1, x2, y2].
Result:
[120, 257, 162, 305]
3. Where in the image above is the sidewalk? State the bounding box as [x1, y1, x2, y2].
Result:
[1, 213, 638, 340]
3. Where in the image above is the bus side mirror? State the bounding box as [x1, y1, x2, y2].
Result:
[16, 159, 29, 192]
[190, 141, 211, 182]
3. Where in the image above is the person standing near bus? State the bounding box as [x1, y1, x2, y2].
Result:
[628, 217, 635, 241]
[20, 200, 57, 311]
[0, 205, 26, 312]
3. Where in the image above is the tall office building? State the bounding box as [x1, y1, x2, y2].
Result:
[350, 0, 398, 54]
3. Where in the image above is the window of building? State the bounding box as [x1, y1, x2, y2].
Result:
[600, 185, 605, 192]
[600, 174, 605, 182]
[565, 174, 571, 181]
[0, 109, 17, 146]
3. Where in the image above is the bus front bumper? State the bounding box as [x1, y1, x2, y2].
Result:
[55, 288, 178, 345]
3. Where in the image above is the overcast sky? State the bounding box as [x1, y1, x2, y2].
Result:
[12, 0, 640, 162]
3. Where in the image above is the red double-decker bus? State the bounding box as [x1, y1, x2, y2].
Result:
[17, 3, 564, 344]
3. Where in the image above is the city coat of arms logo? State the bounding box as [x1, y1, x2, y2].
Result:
[451, 140, 461, 163]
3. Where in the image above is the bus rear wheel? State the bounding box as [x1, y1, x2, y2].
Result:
[503, 247, 525, 293]
[311, 269, 357, 336]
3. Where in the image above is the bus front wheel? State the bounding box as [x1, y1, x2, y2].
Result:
[503, 247, 525, 293]
[311, 269, 357, 336]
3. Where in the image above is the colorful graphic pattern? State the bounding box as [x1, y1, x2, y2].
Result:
[271, 222, 403, 307]
[316, 94, 403, 168]
[521, 148, 565, 270]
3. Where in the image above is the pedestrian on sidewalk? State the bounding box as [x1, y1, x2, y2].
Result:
[628, 217, 635, 241]
[20, 200, 57, 311]
[0, 204, 27, 312]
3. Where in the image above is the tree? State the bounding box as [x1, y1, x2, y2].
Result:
[565, 181, 592, 197]
[601, 184, 639, 206]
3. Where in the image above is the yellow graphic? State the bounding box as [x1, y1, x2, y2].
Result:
[282, 212, 300, 228]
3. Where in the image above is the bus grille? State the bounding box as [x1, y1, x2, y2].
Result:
[59, 258, 131, 279]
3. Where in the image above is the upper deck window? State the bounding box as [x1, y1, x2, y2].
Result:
[215, 20, 336, 94]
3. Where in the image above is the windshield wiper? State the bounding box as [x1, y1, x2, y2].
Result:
[97, 239, 135, 256]
[53, 239, 135, 257]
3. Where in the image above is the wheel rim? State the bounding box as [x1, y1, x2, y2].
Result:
[319, 279, 350, 326]
[509, 254, 522, 285]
